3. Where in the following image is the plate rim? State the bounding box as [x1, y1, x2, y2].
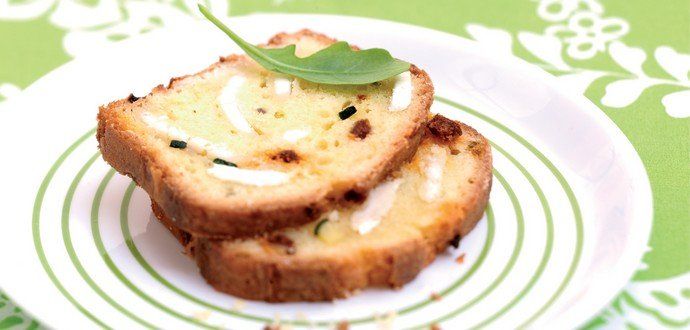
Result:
[0, 12, 653, 329]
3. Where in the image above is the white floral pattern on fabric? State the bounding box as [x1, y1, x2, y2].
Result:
[536, 0, 603, 22]
[468, 0, 690, 118]
[545, 12, 628, 60]
[518, 32, 571, 70]
[601, 41, 690, 117]
[0, 0, 229, 58]
[662, 90, 690, 118]
[655, 46, 690, 118]
[0, 291, 38, 329]
[61, 1, 193, 57]
[536, 0, 627, 60]
[0, 0, 53, 20]
[466, 1, 690, 326]
[466, 24, 513, 56]
[595, 274, 690, 328]
[0, 83, 21, 105]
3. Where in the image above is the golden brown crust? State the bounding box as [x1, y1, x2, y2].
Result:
[268, 29, 334, 47]
[151, 122, 492, 302]
[97, 29, 433, 238]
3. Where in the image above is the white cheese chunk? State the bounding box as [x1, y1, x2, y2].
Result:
[207, 164, 289, 186]
[206, 144, 234, 161]
[141, 113, 169, 133]
[420, 145, 447, 201]
[282, 129, 310, 143]
[141, 113, 190, 141]
[141, 112, 234, 161]
[187, 136, 212, 153]
[350, 178, 403, 234]
[218, 75, 253, 133]
[389, 71, 412, 111]
[274, 77, 292, 95]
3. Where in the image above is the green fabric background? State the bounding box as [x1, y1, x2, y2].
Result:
[0, 0, 688, 328]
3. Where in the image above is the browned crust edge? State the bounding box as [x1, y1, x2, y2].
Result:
[151, 122, 492, 302]
[97, 29, 434, 238]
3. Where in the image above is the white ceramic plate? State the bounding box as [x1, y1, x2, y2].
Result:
[0, 14, 652, 329]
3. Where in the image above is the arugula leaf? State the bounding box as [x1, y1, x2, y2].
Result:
[198, 5, 410, 85]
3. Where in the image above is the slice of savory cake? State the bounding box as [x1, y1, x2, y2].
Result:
[153, 116, 493, 301]
[97, 30, 433, 237]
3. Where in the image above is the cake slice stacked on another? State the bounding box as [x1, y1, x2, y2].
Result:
[97, 30, 433, 238]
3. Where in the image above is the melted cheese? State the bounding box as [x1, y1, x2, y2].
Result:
[282, 129, 310, 143]
[206, 144, 234, 161]
[141, 112, 234, 161]
[218, 75, 253, 133]
[389, 71, 412, 111]
[187, 136, 213, 153]
[141, 113, 190, 141]
[207, 164, 289, 186]
[350, 178, 403, 234]
[420, 145, 447, 201]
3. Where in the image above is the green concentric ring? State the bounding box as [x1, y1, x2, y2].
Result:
[410, 169, 525, 330]
[468, 142, 553, 329]
[105, 124, 538, 327]
[52, 150, 219, 329]
[89, 167, 218, 329]
[61, 152, 155, 329]
[31, 129, 107, 328]
[42, 152, 498, 328]
[116, 180, 500, 326]
[64, 153, 503, 327]
[437, 97, 584, 328]
[67, 130, 523, 327]
[32, 97, 584, 328]
[88, 168, 502, 326]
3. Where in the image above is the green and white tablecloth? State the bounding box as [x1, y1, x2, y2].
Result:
[0, 0, 688, 328]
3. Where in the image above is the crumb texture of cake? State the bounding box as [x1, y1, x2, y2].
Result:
[97, 29, 434, 237]
[152, 118, 493, 302]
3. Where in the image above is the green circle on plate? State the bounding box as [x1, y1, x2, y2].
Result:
[43, 143, 498, 328]
[437, 97, 583, 328]
[409, 165, 527, 329]
[32, 97, 583, 328]
[115, 178, 502, 326]
[31, 128, 107, 328]
[61, 152, 156, 329]
[99, 113, 544, 327]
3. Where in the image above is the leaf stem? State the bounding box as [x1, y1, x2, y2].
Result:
[198, 4, 281, 71]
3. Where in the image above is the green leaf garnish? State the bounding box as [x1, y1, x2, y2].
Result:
[198, 5, 410, 85]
